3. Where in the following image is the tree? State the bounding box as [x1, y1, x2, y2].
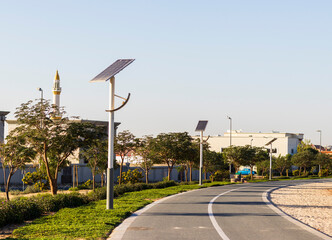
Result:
[222, 146, 244, 173]
[153, 132, 193, 181]
[135, 135, 156, 184]
[315, 153, 332, 173]
[274, 154, 292, 176]
[291, 149, 316, 175]
[114, 130, 136, 185]
[13, 100, 93, 195]
[80, 125, 107, 191]
[203, 150, 226, 180]
[0, 134, 35, 200]
[297, 139, 313, 153]
[256, 159, 270, 177]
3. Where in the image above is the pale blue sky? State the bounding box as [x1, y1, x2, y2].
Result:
[1, 1, 332, 144]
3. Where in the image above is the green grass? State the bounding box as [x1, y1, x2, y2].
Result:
[11, 182, 231, 240]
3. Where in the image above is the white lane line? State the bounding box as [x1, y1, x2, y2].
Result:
[208, 186, 248, 240]
[262, 186, 332, 240]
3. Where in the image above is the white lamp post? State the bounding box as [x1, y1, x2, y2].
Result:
[195, 120, 208, 185]
[90, 59, 134, 209]
[265, 138, 277, 180]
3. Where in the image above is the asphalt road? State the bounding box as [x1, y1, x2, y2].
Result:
[110, 180, 332, 240]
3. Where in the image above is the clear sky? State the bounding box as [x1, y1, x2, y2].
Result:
[1, 1, 332, 145]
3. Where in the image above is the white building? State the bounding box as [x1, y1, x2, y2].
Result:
[206, 131, 304, 156]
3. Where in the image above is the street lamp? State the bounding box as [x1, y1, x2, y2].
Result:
[37, 88, 43, 128]
[37, 88, 43, 101]
[90, 59, 134, 209]
[195, 120, 208, 185]
[317, 130, 322, 173]
[265, 138, 277, 180]
[227, 116, 232, 173]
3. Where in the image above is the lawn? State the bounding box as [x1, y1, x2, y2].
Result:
[10, 182, 231, 240]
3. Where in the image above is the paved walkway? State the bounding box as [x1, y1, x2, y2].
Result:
[109, 180, 332, 240]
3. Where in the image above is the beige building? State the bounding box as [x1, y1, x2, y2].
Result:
[206, 131, 304, 156]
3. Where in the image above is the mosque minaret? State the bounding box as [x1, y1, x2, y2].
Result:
[51, 70, 62, 120]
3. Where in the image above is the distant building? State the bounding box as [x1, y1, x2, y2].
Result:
[204, 131, 304, 156]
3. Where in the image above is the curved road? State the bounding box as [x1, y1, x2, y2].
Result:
[110, 180, 332, 240]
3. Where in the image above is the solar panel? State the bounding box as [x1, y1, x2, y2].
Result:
[90, 59, 135, 82]
[265, 138, 277, 145]
[195, 120, 208, 131]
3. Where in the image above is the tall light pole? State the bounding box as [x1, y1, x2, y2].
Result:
[265, 138, 277, 181]
[37, 88, 43, 128]
[227, 116, 232, 173]
[90, 59, 134, 209]
[195, 120, 208, 185]
[317, 130, 322, 173]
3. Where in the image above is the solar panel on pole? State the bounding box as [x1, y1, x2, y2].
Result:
[195, 120, 208, 132]
[90, 59, 135, 82]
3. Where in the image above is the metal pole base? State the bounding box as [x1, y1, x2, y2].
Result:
[106, 168, 114, 209]
[199, 167, 202, 185]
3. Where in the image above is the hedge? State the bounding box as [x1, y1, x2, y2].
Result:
[0, 180, 178, 228]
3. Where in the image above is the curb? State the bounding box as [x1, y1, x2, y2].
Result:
[262, 184, 332, 240]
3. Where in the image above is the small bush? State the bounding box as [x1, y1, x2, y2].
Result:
[68, 187, 79, 191]
[292, 170, 299, 176]
[319, 169, 329, 177]
[118, 169, 143, 184]
[10, 190, 21, 195]
[23, 185, 40, 194]
[87, 187, 106, 201]
[210, 170, 229, 182]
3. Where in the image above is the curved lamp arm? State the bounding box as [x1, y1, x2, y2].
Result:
[106, 93, 131, 113]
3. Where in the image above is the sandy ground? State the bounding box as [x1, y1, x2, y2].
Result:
[270, 181, 332, 237]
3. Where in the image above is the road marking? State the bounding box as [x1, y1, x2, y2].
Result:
[208, 186, 248, 240]
[262, 185, 332, 240]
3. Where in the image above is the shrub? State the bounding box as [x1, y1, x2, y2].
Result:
[87, 187, 106, 201]
[319, 169, 329, 177]
[292, 170, 299, 176]
[10, 190, 21, 195]
[118, 169, 143, 184]
[210, 170, 229, 182]
[23, 185, 40, 194]
[78, 179, 92, 190]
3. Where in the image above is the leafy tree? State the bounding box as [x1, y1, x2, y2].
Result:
[203, 150, 227, 180]
[135, 135, 156, 184]
[256, 159, 270, 177]
[223, 146, 245, 172]
[274, 154, 292, 176]
[291, 149, 316, 175]
[315, 153, 332, 173]
[0, 134, 35, 200]
[81, 130, 107, 191]
[13, 100, 94, 195]
[152, 132, 193, 181]
[114, 130, 136, 185]
[297, 139, 313, 153]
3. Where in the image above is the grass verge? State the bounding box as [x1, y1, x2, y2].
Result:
[10, 182, 231, 240]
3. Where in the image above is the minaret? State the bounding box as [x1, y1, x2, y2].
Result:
[51, 70, 62, 120]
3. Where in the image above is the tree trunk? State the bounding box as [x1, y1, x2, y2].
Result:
[145, 168, 149, 184]
[250, 166, 253, 180]
[50, 178, 58, 195]
[167, 167, 171, 181]
[92, 169, 95, 192]
[101, 173, 104, 187]
[286, 169, 289, 177]
[189, 166, 192, 182]
[5, 169, 14, 201]
[119, 158, 124, 184]
[185, 168, 188, 182]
